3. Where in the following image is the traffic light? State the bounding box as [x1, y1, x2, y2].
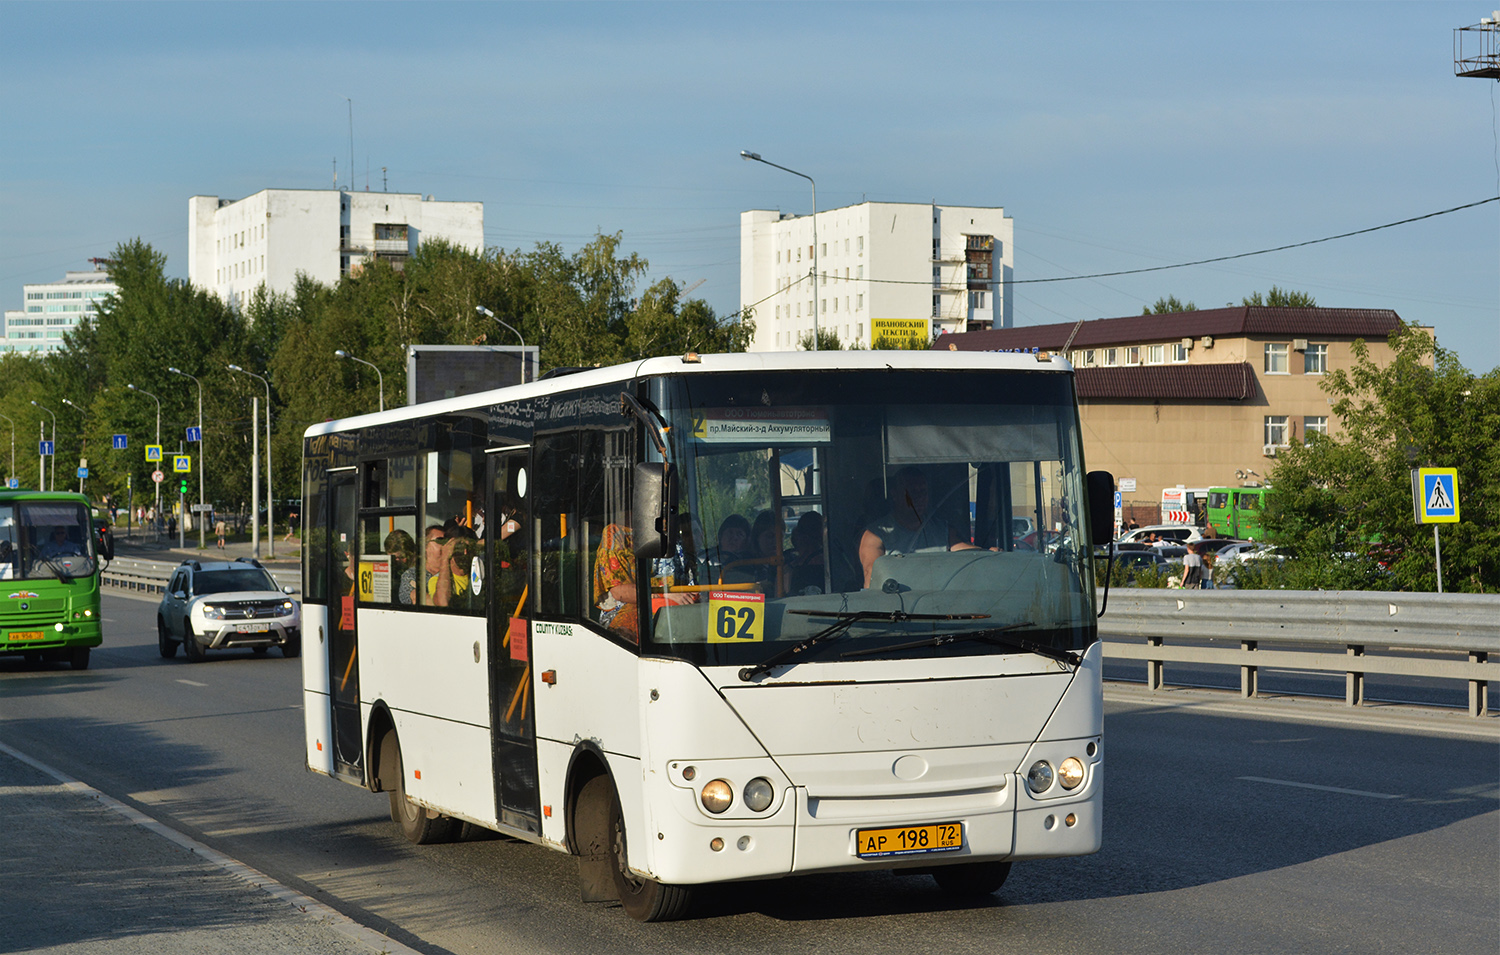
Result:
[179, 478, 188, 495]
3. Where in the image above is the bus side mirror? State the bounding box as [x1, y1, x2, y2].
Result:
[632, 462, 679, 560]
[1087, 471, 1115, 547]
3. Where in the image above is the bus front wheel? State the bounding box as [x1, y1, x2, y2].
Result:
[386, 733, 456, 845]
[68, 648, 90, 670]
[575, 774, 691, 922]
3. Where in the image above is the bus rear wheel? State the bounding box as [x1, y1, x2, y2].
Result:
[386, 733, 456, 845]
[932, 860, 1012, 897]
[576, 774, 691, 922]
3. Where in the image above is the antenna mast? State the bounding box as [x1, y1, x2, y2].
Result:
[346, 97, 355, 192]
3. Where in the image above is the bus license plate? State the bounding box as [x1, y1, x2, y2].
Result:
[855, 822, 964, 859]
[7, 631, 45, 641]
[237, 624, 270, 633]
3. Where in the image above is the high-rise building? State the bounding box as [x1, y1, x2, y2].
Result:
[188, 189, 484, 311]
[1, 266, 117, 355]
[740, 201, 1013, 351]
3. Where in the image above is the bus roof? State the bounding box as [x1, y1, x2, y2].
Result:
[0, 489, 91, 505]
[304, 348, 1073, 438]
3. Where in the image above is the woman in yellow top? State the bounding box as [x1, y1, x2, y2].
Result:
[593, 523, 637, 639]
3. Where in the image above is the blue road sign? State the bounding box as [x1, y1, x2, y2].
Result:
[39, 441, 54, 456]
[1113, 491, 1122, 508]
[112, 434, 128, 450]
[1413, 467, 1459, 524]
[145, 445, 162, 462]
[186, 426, 202, 443]
[77, 467, 89, 479]
[6, 478, 17, 489]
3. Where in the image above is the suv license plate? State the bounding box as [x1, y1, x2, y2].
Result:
[7, 631, 45, 641]
[855, 822, 964, 859]
[237, 624, 270, 633]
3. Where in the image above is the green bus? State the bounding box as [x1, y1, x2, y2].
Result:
[1206, 486, 1273, 541]
[1, 490, 104, 669]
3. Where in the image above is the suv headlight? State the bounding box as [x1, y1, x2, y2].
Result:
[200, 604, 226, 620]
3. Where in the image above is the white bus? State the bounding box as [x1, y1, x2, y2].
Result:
[300, 349, 1114, 921]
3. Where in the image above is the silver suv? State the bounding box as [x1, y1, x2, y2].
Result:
[157, 558, 301, 662]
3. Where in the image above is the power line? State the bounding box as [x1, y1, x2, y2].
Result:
[838, 197, 1500, 288]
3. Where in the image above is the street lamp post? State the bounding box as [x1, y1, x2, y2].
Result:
[60, 398, 85, 493]
[476, 306, 529, 383]
[740, 150, 819, 350]
[0, 411, 14, 488]
[228, 365, 273, 559]
[126, 385, 162, 536]
[30, 400, 57, 491]
[168, 367, 207, 550]
[333, 350, 385, 412]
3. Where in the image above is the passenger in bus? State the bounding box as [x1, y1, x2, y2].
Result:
[859, 466, 973, 587]
[709, 514, 752, 583]
[594, 522, 638, 639]
[384, 530, 419, 605]
[0, 539, 15, 579]
[786, 511, 826, 595]
[424, 525, 474, 608]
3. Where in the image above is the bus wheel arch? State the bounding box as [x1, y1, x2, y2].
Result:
[567, 743, 691, 922]
[375, 718, 457, 845]
[366, 703, 398, 794]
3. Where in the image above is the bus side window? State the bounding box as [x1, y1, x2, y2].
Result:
[580, 428, 636, 641]
[422, 445, 485, 615]
[534, 433, 581, 619]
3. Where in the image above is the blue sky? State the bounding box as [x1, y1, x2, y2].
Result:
[3, 1, 1496, 370]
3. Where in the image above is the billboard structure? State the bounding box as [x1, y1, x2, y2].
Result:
[406, 345, 539, 406]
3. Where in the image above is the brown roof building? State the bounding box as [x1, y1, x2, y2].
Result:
[937, 307, 1426, 519]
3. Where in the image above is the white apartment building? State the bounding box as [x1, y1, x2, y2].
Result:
[740, 201, 1013, 351]
[188, 189, 485, 311]
[1, 267, 117, 355]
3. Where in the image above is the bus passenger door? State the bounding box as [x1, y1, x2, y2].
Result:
[327, 468, 364, 782]
[488, 448, 539, 834]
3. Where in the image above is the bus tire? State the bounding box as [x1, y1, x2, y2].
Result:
[158, 618, 179, 658]
[183, 624, 206, 662]
[68, 648, 90, 670]
[932, 860, 1012, 897]
[577, 774, 692, 922]
[387, 734, 456, 845]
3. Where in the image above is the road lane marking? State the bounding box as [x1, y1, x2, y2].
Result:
[1238, 775, 1403, 799]
[0, 739, 421, 955]
[175, 679, 208, 687]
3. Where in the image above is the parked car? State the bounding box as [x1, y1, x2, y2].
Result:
[1197, 537, 1251, 557]
[1116, 524, 1204, 545]
[157, 558, 301, 662]
[1108, 549, 1171, 583]
[92, 518, 114, 562]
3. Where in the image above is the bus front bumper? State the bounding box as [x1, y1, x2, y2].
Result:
[2, 620, 103, 653]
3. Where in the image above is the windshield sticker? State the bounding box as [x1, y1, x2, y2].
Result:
[358, 557, 390, 603]
[708, 591, 765, 644]
[692, 408, 830, 444]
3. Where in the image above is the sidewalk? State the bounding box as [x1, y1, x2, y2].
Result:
[112, 529, 303, 566]
[0, 743, 416, 955]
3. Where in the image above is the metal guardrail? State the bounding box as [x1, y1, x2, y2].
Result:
[1098, 590, 1500, 717]
[100, 558, 299, 598]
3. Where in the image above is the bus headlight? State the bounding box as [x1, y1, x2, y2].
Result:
[700, 779, 733, 814]
[1026, 760, 1054, 794]
[743, 777, 774, 812]
[1058, 757, 1086, 791]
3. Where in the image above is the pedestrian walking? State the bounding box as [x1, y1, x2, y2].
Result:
[214, 517, 227, 550]
[283, 509, 298, 542]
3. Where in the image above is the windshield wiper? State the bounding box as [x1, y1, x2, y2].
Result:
[839, 622, 1081, 668]
[737, 611, 988, 682]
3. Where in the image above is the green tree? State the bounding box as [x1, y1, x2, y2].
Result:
[1143, 296, 1197, 314]
[798, 328, 844, 351]
[1243, 286, 1316, 307]
[1263, 324, 1499, 592]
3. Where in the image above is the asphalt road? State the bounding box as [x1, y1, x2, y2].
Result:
[1, 592, 1496, 954]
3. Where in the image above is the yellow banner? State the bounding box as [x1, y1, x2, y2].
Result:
[707, 590, 765, 644]
[870, 318, 930, 348]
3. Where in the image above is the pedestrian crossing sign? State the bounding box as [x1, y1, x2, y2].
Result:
[1411, 468, 1459, 524]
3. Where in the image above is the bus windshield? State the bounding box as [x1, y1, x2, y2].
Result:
[0, 501, 97, 580]
[646, 369, 1095, 667]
